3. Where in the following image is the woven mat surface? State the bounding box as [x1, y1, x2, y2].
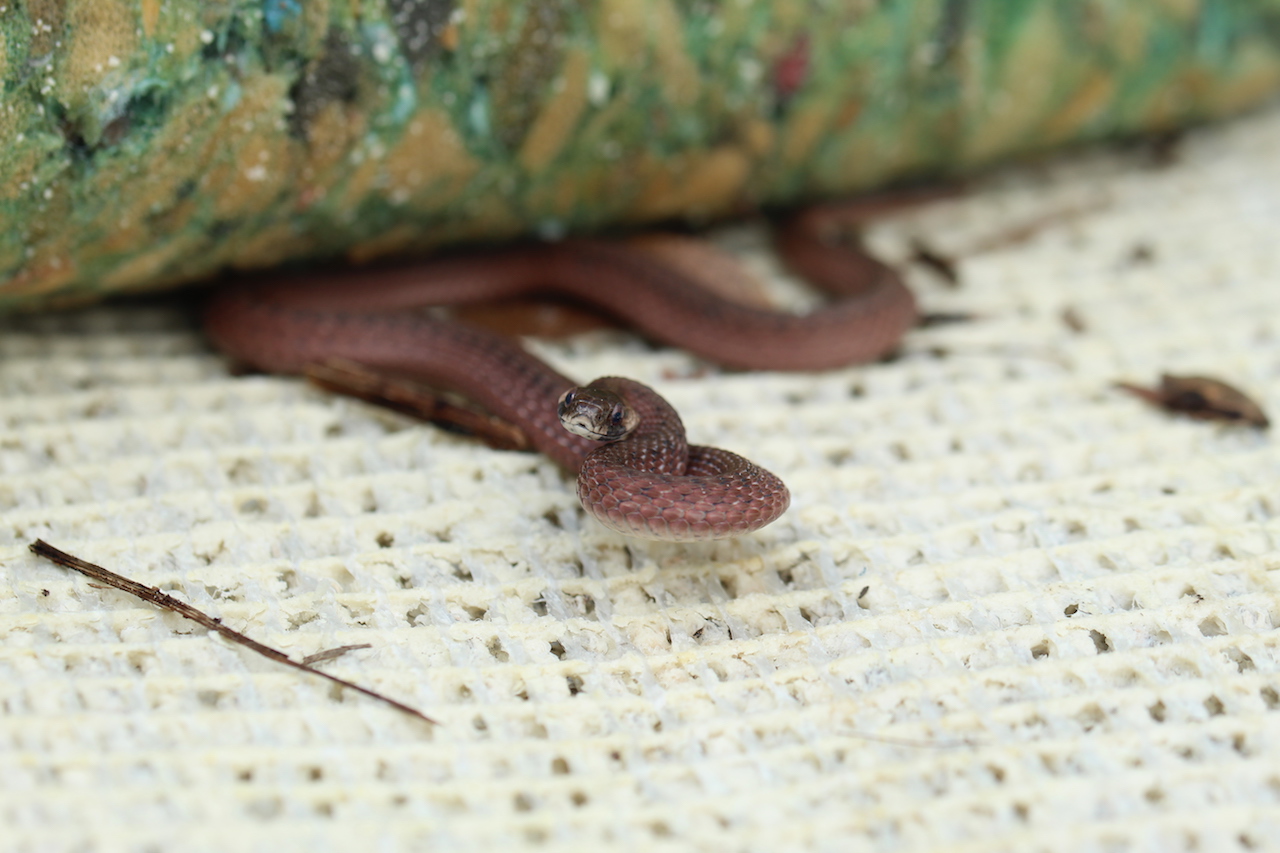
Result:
[3, 104, 1280, 853]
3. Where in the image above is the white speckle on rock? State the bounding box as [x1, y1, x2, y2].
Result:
[588, 71, 610, 106]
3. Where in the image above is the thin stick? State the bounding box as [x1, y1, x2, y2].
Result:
[28, 540, 436, 725]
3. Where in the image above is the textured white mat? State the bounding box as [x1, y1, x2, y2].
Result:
[3, 104, 1280, 853]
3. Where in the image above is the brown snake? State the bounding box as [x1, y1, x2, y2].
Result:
[203, 209, 917, 540]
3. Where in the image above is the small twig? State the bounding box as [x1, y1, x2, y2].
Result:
[28, 540, 436, 725]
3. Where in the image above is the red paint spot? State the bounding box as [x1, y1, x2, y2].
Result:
[773, 34, 810, 101]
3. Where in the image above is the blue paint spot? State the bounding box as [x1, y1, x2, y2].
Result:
[468, 85, 491, 139]
[263, 0, 302, 34]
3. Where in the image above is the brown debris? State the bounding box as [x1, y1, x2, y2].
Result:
[1061, 307, 1087, 334]
[1115, 374, 1269, 429]
[909, 239, 961, 287]
[301, 644, 374, 666]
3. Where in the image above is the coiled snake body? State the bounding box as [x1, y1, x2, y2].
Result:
[204, 209, 916, 540]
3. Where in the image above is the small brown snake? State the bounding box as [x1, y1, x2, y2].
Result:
[203, 207, 917, 540]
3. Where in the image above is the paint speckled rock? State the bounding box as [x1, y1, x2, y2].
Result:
[2, 1, 1280, 309]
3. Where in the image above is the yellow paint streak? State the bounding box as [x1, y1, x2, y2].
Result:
[630, 146, 749, 221]
[2, 253, 80, 298]
[0, 237, 23, 276]
[386, 108, 482, 214]
[26, 0, 64, 56]
[100, 235, 204, 292]
[300, 101, 367, 200]
[336, 106, 481, 215]
[1200, 46, 1280, 116]
[596, 0, 699, 106]
[3, 181, 78, 295]
[433, 191, 526, 244]
[140, 0, 160, 37]
[518, 48, 590, 173]
[348, 224, 424, 264]
[201, 76, 298, 220]
[1153, 0, 1199, 20]
[525, 161, 618, 222]
[780, 101, 837, 168]
[829, 134, 898, 195]
[82, 91, 219, 251]
[1042, 72, 1115, 142]
[676, 147, 750, 216]
[1105, 5, 1154, 65]
[232, 222, 317, 270]
[0, 105, 39, 202]
[59, 0, 139, 97]
[301, 0, 332, 55]
[960, 5, 1064, 165]
[740, 118, 776, 159]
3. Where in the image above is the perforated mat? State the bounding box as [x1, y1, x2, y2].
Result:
[2, 104, 1280, 853]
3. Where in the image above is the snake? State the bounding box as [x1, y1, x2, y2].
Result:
[203, 207, 917, 540]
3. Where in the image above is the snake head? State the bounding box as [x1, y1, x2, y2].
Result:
[558, 386, 640, 442]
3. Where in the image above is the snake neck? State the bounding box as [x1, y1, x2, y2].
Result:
[204, 286, 599, 471]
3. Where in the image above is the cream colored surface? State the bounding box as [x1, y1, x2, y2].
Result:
[3, 105, 1280, 853]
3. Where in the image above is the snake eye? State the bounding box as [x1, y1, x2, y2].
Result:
[611, 408, 625, 425]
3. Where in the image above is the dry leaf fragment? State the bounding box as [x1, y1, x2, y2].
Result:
[1115, 374, 1269, 429]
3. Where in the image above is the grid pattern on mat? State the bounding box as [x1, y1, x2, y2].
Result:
[2, 105, 1279, 853]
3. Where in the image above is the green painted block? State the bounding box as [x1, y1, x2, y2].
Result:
[2, 0, 1279, 309]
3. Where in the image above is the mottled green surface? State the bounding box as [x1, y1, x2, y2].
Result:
[2, 0, 1280, 309]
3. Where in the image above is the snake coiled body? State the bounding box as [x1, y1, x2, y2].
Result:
[204, 221, 915, 540]
[569, 378, 790, 540]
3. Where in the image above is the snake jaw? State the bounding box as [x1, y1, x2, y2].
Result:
[558, 386, 640, 442]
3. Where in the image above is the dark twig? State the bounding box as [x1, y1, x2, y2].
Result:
[28, 540, 436, 725]
[908, 239, 960, 287]
[917, 311, 976, 328]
